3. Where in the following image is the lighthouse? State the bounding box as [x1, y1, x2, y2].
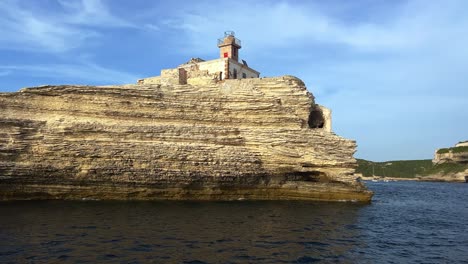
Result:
[217, 31, 241, 62]
[138, 31, 259, 85]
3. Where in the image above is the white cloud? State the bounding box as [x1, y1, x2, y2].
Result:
[0, 1, 92, 52]
[0, 70, 12, 77]
[57, 0, 135, 28]
[143, 23, 160, 31]
[0, 0, 135, 53]
[1, 0, 466, 161]
[163, 0, 468, 56]
[158, 0, 468, 160]
[0, 63, 140, 84]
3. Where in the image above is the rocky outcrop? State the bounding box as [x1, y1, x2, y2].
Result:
[428, 141, 468, 182]
[419, 171, 468, 183]
[433, 142, 468, 165]
[0, 76, 372, 202]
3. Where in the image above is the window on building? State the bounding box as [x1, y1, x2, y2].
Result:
[233, 69, 237, 79]
[224, 52, 228, 58]
[242, 73, 247, 78]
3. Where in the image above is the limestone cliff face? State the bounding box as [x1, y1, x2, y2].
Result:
[433, 142, 468, 165]
[430, 142, 468, 182]
[0, 76, 372, 202]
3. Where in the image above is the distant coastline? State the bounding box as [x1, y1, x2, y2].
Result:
[356, 158, 468, 183]
[359, 175, 467, 183]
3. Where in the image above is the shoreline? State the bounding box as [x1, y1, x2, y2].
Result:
[361, 176, 416, 182]
[360, 175, 467, 183]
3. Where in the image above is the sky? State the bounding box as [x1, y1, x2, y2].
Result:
[0, 0, 467, 161]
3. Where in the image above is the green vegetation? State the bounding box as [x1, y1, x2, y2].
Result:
[356, 159, 468, 178]
[437, 148, 450, 154]
[423, 162, 468, 175]
[452, 146, 468, 153]
[437, 146, 468, 154]
[356, 159, 433, 178]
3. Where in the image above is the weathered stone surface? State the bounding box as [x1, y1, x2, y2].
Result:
[433, 146, 468, 165]
[430, 141, 468, 182]
[419, 170, 468, 183]
[0, 76, 372, 202]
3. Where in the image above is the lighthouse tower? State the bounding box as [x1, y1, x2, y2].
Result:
[138, 31, 259, 85]
[217, 31, 241, 62]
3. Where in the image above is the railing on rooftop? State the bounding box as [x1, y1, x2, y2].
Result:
[217, 36, 242, 47]
[217, 31, 241, 47]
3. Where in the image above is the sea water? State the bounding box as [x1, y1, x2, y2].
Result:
[0, 181, 467, 263]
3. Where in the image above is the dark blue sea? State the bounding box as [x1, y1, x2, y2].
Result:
[1, 181, 467, 263]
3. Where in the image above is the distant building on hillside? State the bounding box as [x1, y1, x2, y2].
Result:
[138, 31, 260, 85]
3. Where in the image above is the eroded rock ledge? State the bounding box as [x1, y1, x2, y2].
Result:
[0, 76, 372, 202]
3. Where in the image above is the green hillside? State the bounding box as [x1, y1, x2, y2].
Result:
[356, 159, 468, 178]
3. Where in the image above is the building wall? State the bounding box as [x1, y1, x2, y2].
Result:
[181, 58, 259, 80]
[192, 59, 225, 77]
[218, 36, 240, 61]
[138, 76, 161, 85]
[318, 105, 332, 132]
[181, 59, 224, 84]
[138, 68, 179, 85]
[161, 68, 180, 79]
[137, 57, 259, 85]
[228, 60, 259, 79]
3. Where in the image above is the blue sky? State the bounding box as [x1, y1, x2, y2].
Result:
[1, 0, 467, 161]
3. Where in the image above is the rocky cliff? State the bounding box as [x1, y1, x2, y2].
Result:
[433, 141, 468, 165]
[0, 76, 372, 202]
[428, 141, 468, 182]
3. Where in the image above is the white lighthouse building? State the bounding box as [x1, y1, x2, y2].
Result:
[138, 31, 260, 85]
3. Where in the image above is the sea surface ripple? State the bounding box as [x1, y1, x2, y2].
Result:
[0, 181, 467, 263]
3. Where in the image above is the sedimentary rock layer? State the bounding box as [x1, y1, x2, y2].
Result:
[433, 149, 468, 165]
[0, 76, 372, 202]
